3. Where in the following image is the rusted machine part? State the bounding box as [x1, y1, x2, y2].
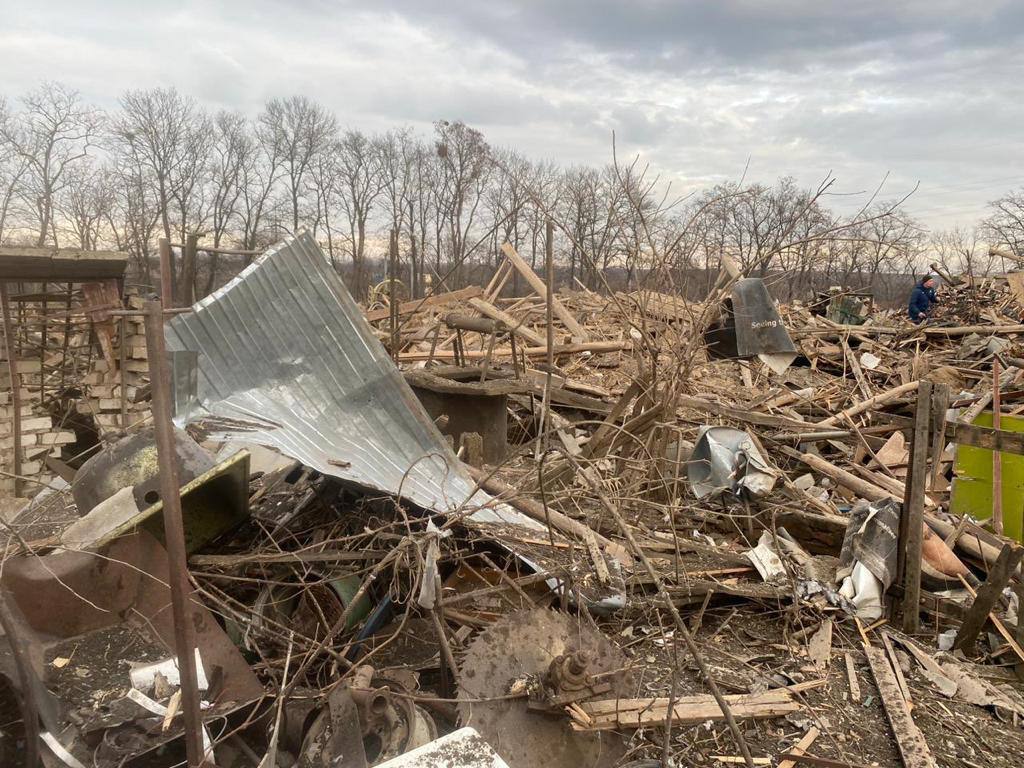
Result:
[0, 530, 263, 703]
[0, 592, 45, 768]
[545, 650, 592, 694]
[457, 609, 632, 768]
[72, 426, 215, 514]
[297, 667, 436, 766]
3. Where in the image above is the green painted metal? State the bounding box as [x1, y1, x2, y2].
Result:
[950, 412, 1024, 542]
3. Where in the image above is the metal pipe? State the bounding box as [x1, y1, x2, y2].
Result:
[1, 283, 22, 498]
[142, 299, 207, 766]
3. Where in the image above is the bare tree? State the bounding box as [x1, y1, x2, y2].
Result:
[0, 82, 101, 246]
[335, 129, 382, 294]
[59, 159, 115, 250]
[433, 120, 491, 286]
[932, 226, 994, 281]
[258, 96, 337, 234]
[239, 116, 284, 257]
[982, 188, 1024, 264]
[199, 111, 251, 295]
[0, 98, 31, 244]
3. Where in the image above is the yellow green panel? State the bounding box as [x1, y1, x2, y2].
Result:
[950, 412, 1024, 542]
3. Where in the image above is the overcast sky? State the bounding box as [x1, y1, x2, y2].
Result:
[2, 0, 1022, 229]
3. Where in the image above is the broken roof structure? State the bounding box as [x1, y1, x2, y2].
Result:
[164, 232, 540, 529]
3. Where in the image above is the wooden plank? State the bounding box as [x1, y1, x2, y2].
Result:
[899, 381, 931, 634]
[778, 727, 820, 768]
[777, 755, 875, 768]
[678, 394, 813, 432]
[864, 646, 936, 768]
[947, 421, 1024, 456]
[954, 544, 1024, 654]
[578, 690, 798, 730]
[817, 381, 919, 428]
[467, 296, 546, 346]
[0, 246, 127, 280]
[927, 383, 950, 490]
[0, 284, 22, 497]
[922, 323, 1024, 337]
[398, 339, 629, 361]
[500, 243, 589, 341]
[364, 285, 483, 323]
[844, 653, 861, 702]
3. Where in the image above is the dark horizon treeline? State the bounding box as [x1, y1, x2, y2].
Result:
[3, 81, 1024, 302]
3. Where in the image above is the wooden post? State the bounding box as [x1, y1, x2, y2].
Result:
[159, 238, 174, 309]
[927, 383, 950, 491]
[389, 229, 399, 361]
[0, 283, 22, 497]
[992, 358, 1003, 535]
[535, 222, 554, 459]
[954, 543, 1024, 653]
[119, 315, 128, 430]
[143, 300, 207, 767]
[899, 381, 932, 634]
[180, 233, 198, 307]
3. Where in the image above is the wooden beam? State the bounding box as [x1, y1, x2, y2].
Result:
[947, 421, 1024, 455]
[467, 296, 546, 346]
[816, 381, 919, 428]
[0, 283, 22, 497]
[923, 323, 1024, 337]
[0, 246, 127, 281]
[500, 243, 589, 341]
[398, 339, 629, 361]
[899, 381, 932, 634]
[954, 543, 1024, 654]
[364, 285, 483, 323]
[864, 646, 937, 768]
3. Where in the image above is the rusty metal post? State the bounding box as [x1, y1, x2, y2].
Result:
[159, 238, 174, 309]
[181, 233, 198, 307]
[1, 283, 22, 497]
[142, 299, 206, 766]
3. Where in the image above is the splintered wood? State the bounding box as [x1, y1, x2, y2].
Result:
[569, 689, 800, 731]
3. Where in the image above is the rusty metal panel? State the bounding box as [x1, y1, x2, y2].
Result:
[164, 233, 540, 531]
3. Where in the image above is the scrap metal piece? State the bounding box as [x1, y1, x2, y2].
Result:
[688, 426, 777, 499]
[457, 609, 630, 768]
[70, 435, 250, 554]
[164, 232, 542, 533]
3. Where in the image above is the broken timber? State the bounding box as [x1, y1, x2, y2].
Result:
[572, 689, 799, 731]
[864, 645, 937, 768]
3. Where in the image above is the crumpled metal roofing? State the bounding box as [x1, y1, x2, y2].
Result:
[164, 232, 541, 531]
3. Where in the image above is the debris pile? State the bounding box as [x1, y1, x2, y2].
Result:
[2, 236, 1024, 768]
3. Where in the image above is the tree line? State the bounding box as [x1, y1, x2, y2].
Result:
[2, 81, 1022, 303]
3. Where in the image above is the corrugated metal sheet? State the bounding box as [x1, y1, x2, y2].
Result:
[164, 232, 541, 531]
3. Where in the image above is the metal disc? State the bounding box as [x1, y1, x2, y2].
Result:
[457, 609, 630, 768]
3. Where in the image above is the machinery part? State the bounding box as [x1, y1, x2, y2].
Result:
[72, 427, 215, 514]
[296, 667, 436, 767]
[457, 609, 631, 768]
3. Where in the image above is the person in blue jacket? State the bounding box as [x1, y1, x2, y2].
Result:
[908, 274, 939, 323]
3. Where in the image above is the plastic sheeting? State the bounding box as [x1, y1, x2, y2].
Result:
[164, 232, 541, 532]
[836, 499, 901, 620]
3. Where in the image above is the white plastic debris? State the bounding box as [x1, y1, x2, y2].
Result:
[129, 650, 208, 694]
[745, 531, 787, 582]
[375, 727, 511, 768]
